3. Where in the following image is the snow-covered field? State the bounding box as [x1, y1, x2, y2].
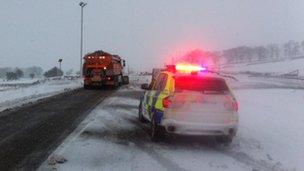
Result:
[39, 75, 304, 171]
[234, 89, 304, 171]
[0, 78, 82, 112]
[222, 58, 304, 76]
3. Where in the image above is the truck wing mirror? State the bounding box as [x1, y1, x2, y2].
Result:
[141, 83, 150, 90]
[123, 60, 126, 67]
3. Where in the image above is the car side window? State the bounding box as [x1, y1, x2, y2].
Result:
[153, 73, 167, 91]
[159, 74, 168, 90]
[152, 73, 167, 91]
[152, 74, 162, 90]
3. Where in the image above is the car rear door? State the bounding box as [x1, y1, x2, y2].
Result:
[145, 73, 168, 120]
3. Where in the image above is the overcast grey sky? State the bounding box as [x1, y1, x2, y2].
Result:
[1, 0, 304, 71]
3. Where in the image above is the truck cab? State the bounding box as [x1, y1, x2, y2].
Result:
[83, 50, 129, 88]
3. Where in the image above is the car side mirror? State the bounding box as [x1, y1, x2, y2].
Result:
[141, 83, 150, 90]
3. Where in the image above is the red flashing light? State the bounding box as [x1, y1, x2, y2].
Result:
[166, 65, 176, 73]
[224, 96, 238, 112]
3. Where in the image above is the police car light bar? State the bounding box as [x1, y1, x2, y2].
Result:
[175, 64, 206, 73]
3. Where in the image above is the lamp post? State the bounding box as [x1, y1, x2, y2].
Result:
[79, 2, 87, 77]
[58, 58, 63, 71]
[58, 58, 63, 76]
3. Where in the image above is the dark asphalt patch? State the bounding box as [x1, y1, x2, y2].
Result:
[103, 103, 139, 111]
[113, 90, 143, 100]
[0, 88, 115, 170]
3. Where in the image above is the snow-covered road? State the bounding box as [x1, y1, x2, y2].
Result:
[39, 75, 304, 171]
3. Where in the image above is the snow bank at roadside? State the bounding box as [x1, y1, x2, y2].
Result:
[0, 78, 40, 85]
[0, 79, 81, 112]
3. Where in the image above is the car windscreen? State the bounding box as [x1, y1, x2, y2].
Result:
[174, 76, 229, 93]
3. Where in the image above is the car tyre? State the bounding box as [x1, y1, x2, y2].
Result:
[216, 135, 233, 145]
[150, 115, 164, 142]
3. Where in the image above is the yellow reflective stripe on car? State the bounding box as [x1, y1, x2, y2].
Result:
[143, 91, 150, 108]
[154, 76, 174, 111]
[154, 92, 169, 111]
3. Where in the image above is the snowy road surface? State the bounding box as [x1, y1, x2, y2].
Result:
[39, 75, 304, 171]
[0, 88, 115, 170]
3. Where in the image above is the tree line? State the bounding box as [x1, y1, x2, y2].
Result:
[220, 40, 304, 64]
[0, 66, 68, 81]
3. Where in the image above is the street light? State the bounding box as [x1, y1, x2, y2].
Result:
[58, 58, 63, 71]
[58, 58, 63, 76]
[79, 2, 87, 77]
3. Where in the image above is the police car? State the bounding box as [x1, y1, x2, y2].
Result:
[138, 64, 238, 144]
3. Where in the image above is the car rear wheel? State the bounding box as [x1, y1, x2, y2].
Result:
[150, 115, 164, 142]
[216, 135, 233, 145]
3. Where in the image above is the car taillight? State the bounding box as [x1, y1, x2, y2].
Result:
[232, 101, 238, 112]
[224, 96, 238, 112]
[163, 97, 172, 108]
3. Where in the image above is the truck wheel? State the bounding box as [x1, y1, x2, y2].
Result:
[123, 76, 129, 85]
[84, 85, 90, 89]
[114, 76, 119, 88]
[118, 75, 123, 86]
[150, 115, 164, 142]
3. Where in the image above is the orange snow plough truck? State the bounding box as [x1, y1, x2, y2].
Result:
[83, 50, 129, 89]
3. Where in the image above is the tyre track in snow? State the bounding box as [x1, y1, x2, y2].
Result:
[0, 88, 115, 170]
[82, 119, 187, 171]
[212, 147, 282, 171]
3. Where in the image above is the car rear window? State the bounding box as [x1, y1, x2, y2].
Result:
[174, 76, 229, 93]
